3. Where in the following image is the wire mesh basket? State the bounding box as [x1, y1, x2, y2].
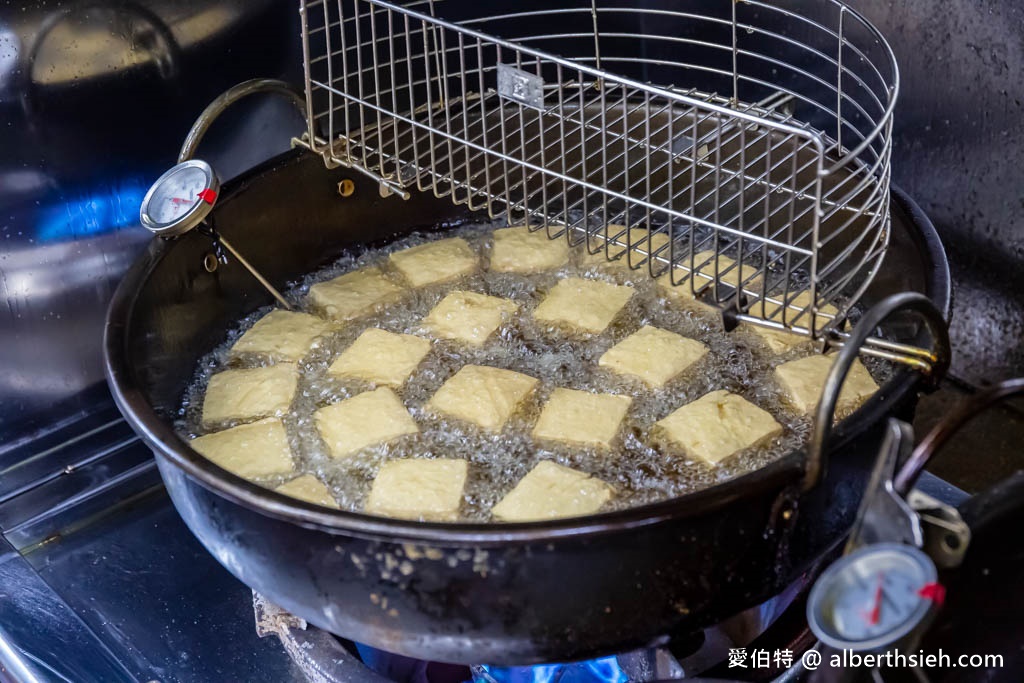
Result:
[296, 0, 925, 365]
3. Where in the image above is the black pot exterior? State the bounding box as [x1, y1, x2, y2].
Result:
[105, 149, 950, 665]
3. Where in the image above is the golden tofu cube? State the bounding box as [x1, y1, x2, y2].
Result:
[599, 325, 708, 387]
[427, 365, 538, 431]
[654, 390, 783, 465]
[191, 418, 294, 479]
[578, 226, 670, 271]
[421, 291, 519, 346]
[489, 225, 569, 273]
[202, 364, 298, 427]
[533, 277, 634, 334]
[275, 474, 338, 508]
[491, 461, 614, 522]
[365, 458, 468, 521]
[774, 354, 878, 415]
[389, 237, 478, 287]
[230, 310, 336, 362]
[745, 291, 839, 353]
[328, 328, 431, 387]
[657, 251, 762, 310]
[315, 387, 419, 458]
[309, 268, 405, 322]
[532, 388, 632, 448]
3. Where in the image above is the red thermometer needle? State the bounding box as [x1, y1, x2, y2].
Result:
[867, 573, 884, 625]
[167, 197, 191, 205]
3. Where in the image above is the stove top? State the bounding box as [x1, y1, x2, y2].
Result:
[0, 388, 1000, 683]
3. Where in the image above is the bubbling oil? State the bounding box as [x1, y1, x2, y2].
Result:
[177, 221, 892, 521]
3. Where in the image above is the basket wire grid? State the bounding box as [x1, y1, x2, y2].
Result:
[296, 0, 937, 370]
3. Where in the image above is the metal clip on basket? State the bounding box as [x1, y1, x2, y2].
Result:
[295, 0, 938, 371]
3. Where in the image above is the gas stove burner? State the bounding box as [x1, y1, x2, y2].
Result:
[252, 571, 814, 683]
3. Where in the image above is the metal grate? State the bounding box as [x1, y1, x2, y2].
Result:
[296, 0, 934, 368]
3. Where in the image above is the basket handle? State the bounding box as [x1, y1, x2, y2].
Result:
[178, 79, 307, 163]
[802, 292, 951, 492]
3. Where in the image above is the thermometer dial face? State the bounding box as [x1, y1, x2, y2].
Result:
[140, 159, 219, 237]
[807, 543, 939, 652]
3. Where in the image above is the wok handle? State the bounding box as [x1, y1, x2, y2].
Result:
[893, 377, 1024, 496]
[802, 292, 951, 492]
[178, 78, 308, 163]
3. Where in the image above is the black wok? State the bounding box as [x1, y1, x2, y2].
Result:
[104, 148, 950, 665]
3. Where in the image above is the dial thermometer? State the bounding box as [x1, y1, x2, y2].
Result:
[807, 543, 943, 653]
[139, 160, 291, 309]
[140, 159, 220, 237]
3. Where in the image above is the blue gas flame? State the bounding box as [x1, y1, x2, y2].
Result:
[34, 178, 147, 242]
[476, 655, 629, 683]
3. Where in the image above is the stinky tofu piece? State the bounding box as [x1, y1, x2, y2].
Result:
[532, 388, 632, 448]
[328, 328, 431, 387]
[745, 292, 840, 354]
[389, 237, 478, 287]
[599, 325, 708, 388]
[421, 291, 519, 346]
[426, 365, 538, 432]
[657, 251, 762, 310]
[533, 277, 634, 334]
[578, 226, 670, 271]
[774, 354, 878, 415]
[654, 390, 783, 465]
[315, 387, 419, 459]
[489, 225, 569, 273]
[202, 364, 298, 427]
[491, 461, 614, 522]
[191, 418, 294, 479]
[365, 458, 468, 521]
[309, 268, 405, 322]
[230, 310, 336, 362]
[275, 474, 339, 508]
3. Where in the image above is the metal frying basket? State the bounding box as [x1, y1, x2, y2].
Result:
[295, 0, 937, 371]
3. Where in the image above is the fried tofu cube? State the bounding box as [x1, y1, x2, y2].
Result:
[774, 354, 878, 415]
[328, 328, 431, 387]
[309, 268, 405, 322]
[491, 461, 614, 522]
[315, 387, 419, 458]
[275, 474, 339, 508]
[654, 390, 783, 465]
[191, 418, 294, 479]
[599, 325, 708, 387]
[230, 310, 336, 362]
[365, 458, 468, 521]
[426, 365, 538, 431]
[745, 291, 840, 353]
[533, 277, 634, 334]
[389, 237, 478, 287]
[489, 225, 569, 273]
[532, 388, 632, 448]
[202, 364, 298, 427]
[421, 291, 519, 347]
[578, 226, 670, 271]
[657, 251, 762, 310]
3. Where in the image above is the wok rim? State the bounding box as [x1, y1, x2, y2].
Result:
[103, 149, 951, 545]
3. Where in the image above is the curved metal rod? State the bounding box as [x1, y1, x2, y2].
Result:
[893, 378, 1024, 496]
[802, 292, 951, 492]
[178, 78, 307, 163]
[21, 1, 181, 121]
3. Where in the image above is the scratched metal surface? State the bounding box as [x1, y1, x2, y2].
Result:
[852, 0, 1024, 386]
[0, 0, 302, 445]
